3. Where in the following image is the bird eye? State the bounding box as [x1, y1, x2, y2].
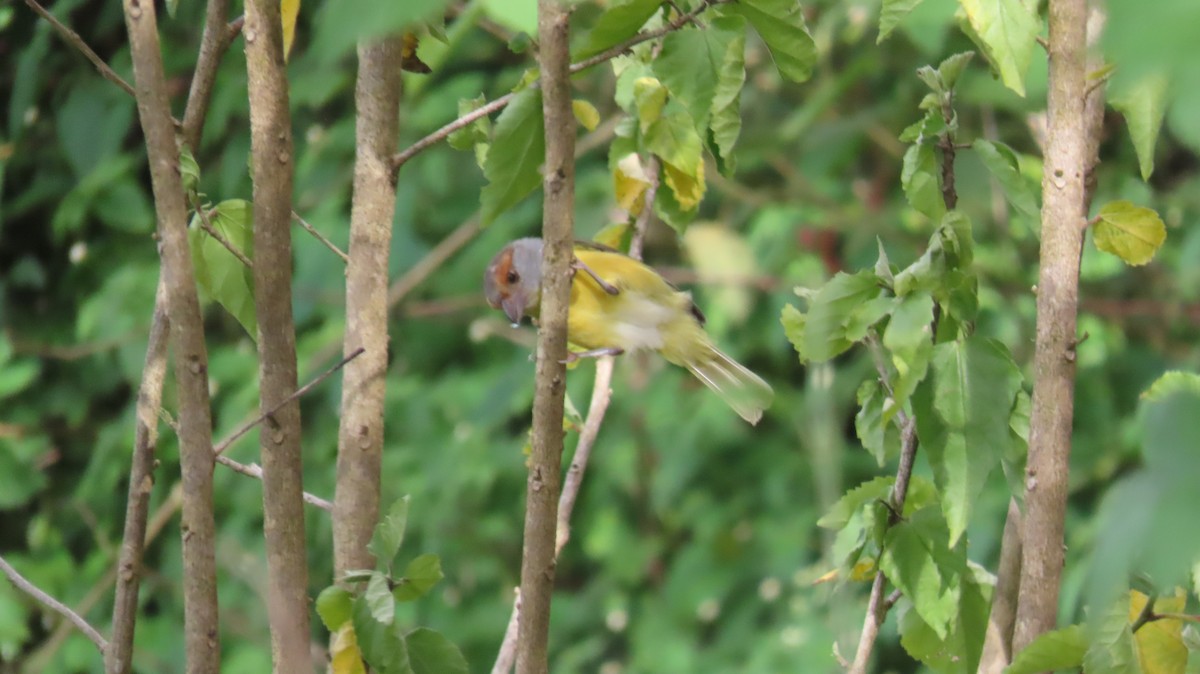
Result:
[506, 270, 520, 284]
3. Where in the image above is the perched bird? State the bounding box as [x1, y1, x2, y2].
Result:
[484, 237, 774, 425]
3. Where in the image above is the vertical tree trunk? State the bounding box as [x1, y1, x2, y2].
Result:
[333, 37, 404, 576]
[122, 0, 221, 669]
[243, 0, 311, 669]
[516, 3, 574, 673]
[1012, 0, 1089, 653]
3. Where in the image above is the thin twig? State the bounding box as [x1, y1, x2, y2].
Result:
[0, 555, 108, 654]
[22, 0, 136, 98]
[390, 0, 722, 171]
[194, 200, 254, 268]
[215, 455, 333, 511]
[213, 347, 365, 456]
[388, 217, 481, 306]
[490, 589, 522, 674]
[292, 211, 350, 264]
[1130, 590, 1158, 634]
[555, 357, 615, 556]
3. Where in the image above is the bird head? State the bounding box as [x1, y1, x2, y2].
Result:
[483, 237, 544, 325]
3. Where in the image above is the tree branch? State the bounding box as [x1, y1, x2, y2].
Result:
[244, 0, 313, 664]
[106, 277, 170, 674]
[977, 499, 1024, 673]
[1012, 0, 1093, 653]
[181, 0, 233, 150]
[23, 0, 136, 98]
[292, 211, 350, 264]
[0, 555, 108, 655]
[334, 36, 405, 579]
[215, 455, 333, 511]
[515, 3, 575, 672]
[123, 0, 221, 668]
[390, 0, 721, 171]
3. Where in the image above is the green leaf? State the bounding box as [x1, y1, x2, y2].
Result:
[1112, 74, 1170, 181]
[937, 51, 975, 90]
[1131, 589, 1188, 674]
[188, 199, 256, 338]
[480, 0, 535, 34]
[780, 303, 809, 361]
[1142, 371, 1200, 402]
[708, 16, 747, 174]
[799, 270, 884, 362]
[1093, 200, 1167, 266]
[644, 101, 706, 213]
[653, 25, 741, 132]
[0, 358, 39, 400]
[1084, 599, 1140, 674]
[480, 88, 544, 224]
[392, 554, 444, 602]
[311, 0, 446, 63]
[958, 0, 1040, 96]
[575, 0, 661, 59]
[879, 507, 963, 640]
[882, 293, 935, 423]
[902, 142, 946, 221]
[818, 476, 895, 530]
[368, 496, 410, 572]
[352, 595, 413, 674]
[855, 379, 901, 465]
[405, 628, 469, 674]
[722, 0, 816, 83]
[364, 572, 395, 624]
[973, 139, 1039, 217]
[341, 569, 376, 584]
[179, 145, 200, 197]
[879, 0, 926, 43]
[1005, 625, 1087, 674]
[316, 586, 355, 632]
[917, 337, 1023, 545]
[899, 564, 991, 674]
[447, 95, 491, 169]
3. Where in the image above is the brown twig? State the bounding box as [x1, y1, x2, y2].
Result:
[491, 589, 523, 674]
[124, 0, 222, 667]
[215, 455, 333, 511]
[22, 0, 136, 98]
[515, 3, 574, 671]
[214, 347, 365, 456]
[292, 211, 350, 264]
[1012, 0, 1093, 653]
[333, 36, 406, 581]
[390, 0, 721, 171]
[0, 555, 108, 655]
[106, 277, 170, 674]
[554, 357, 615, 556]
[977, 499, 1024, 673]
[181, 0, 233, 150]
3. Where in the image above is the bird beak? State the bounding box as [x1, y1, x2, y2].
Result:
[501, 293, 526, 326]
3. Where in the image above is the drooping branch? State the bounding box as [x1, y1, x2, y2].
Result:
[333, 36, 405, 578]
[515, 2, 575, 672]
[0, 555, 108, 655]
[390, 0, 723, 171]
[105, 277, 169, 674]
[123, 0, 221, 667]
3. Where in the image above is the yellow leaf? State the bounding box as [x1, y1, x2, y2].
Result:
[1093, 200, 1167, 266]
[613, 153, 650, 216]
[849, 558, 877, 582]
[592, 222, 631, 250]
[1129, 588, 1188, 674]
[330, 623, 367, 674]
[280, 0, 300, 61]
[572, 99, 600, 132]
[663, 159, 705, 211]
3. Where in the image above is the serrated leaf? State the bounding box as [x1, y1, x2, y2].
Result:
[1142, 372, 1200, 402]
[393, 554, 444, 602]
[1131, 588, 1188, 674]
[368, 496, 410, 572]
[880, 507, 963, 640]
[352, 595, 412, 674]
[576, 0, 661, 59]
[709, 16, 746, 174]
[723, 0, 816, 83]
[572, 99, 600, 131]
[799, 270, 884, 362]
[902, 142, 946, 221]
[282, 0, 300, 60]
[330, 623, 368, 674]
[406, 628, 469, 674]
[316, 586, 355, 631]
[365, 572, 394, 624]
[900, 566, 990, 674]
[879, 0, 926, 43]
[818, 476, 896, 529]
[1112, 72, 1170, 181]
[1005, 625, 1087, 674]
[480, 88, 544, 224]
[188, 199, 256, 338]
[1094, 200, 1167, 266]
[652, 24, 740, 132]
[958, 0, 1040, 96]
[973, 139, 1038, 217]
[937, 51, 975, 90]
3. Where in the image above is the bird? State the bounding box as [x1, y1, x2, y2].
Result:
[483, 237, 774, 425]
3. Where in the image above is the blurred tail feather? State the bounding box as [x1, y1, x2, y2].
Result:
[685, 345, 774, 425]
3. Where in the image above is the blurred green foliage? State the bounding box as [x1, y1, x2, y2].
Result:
[1, 0, 1199, 672]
